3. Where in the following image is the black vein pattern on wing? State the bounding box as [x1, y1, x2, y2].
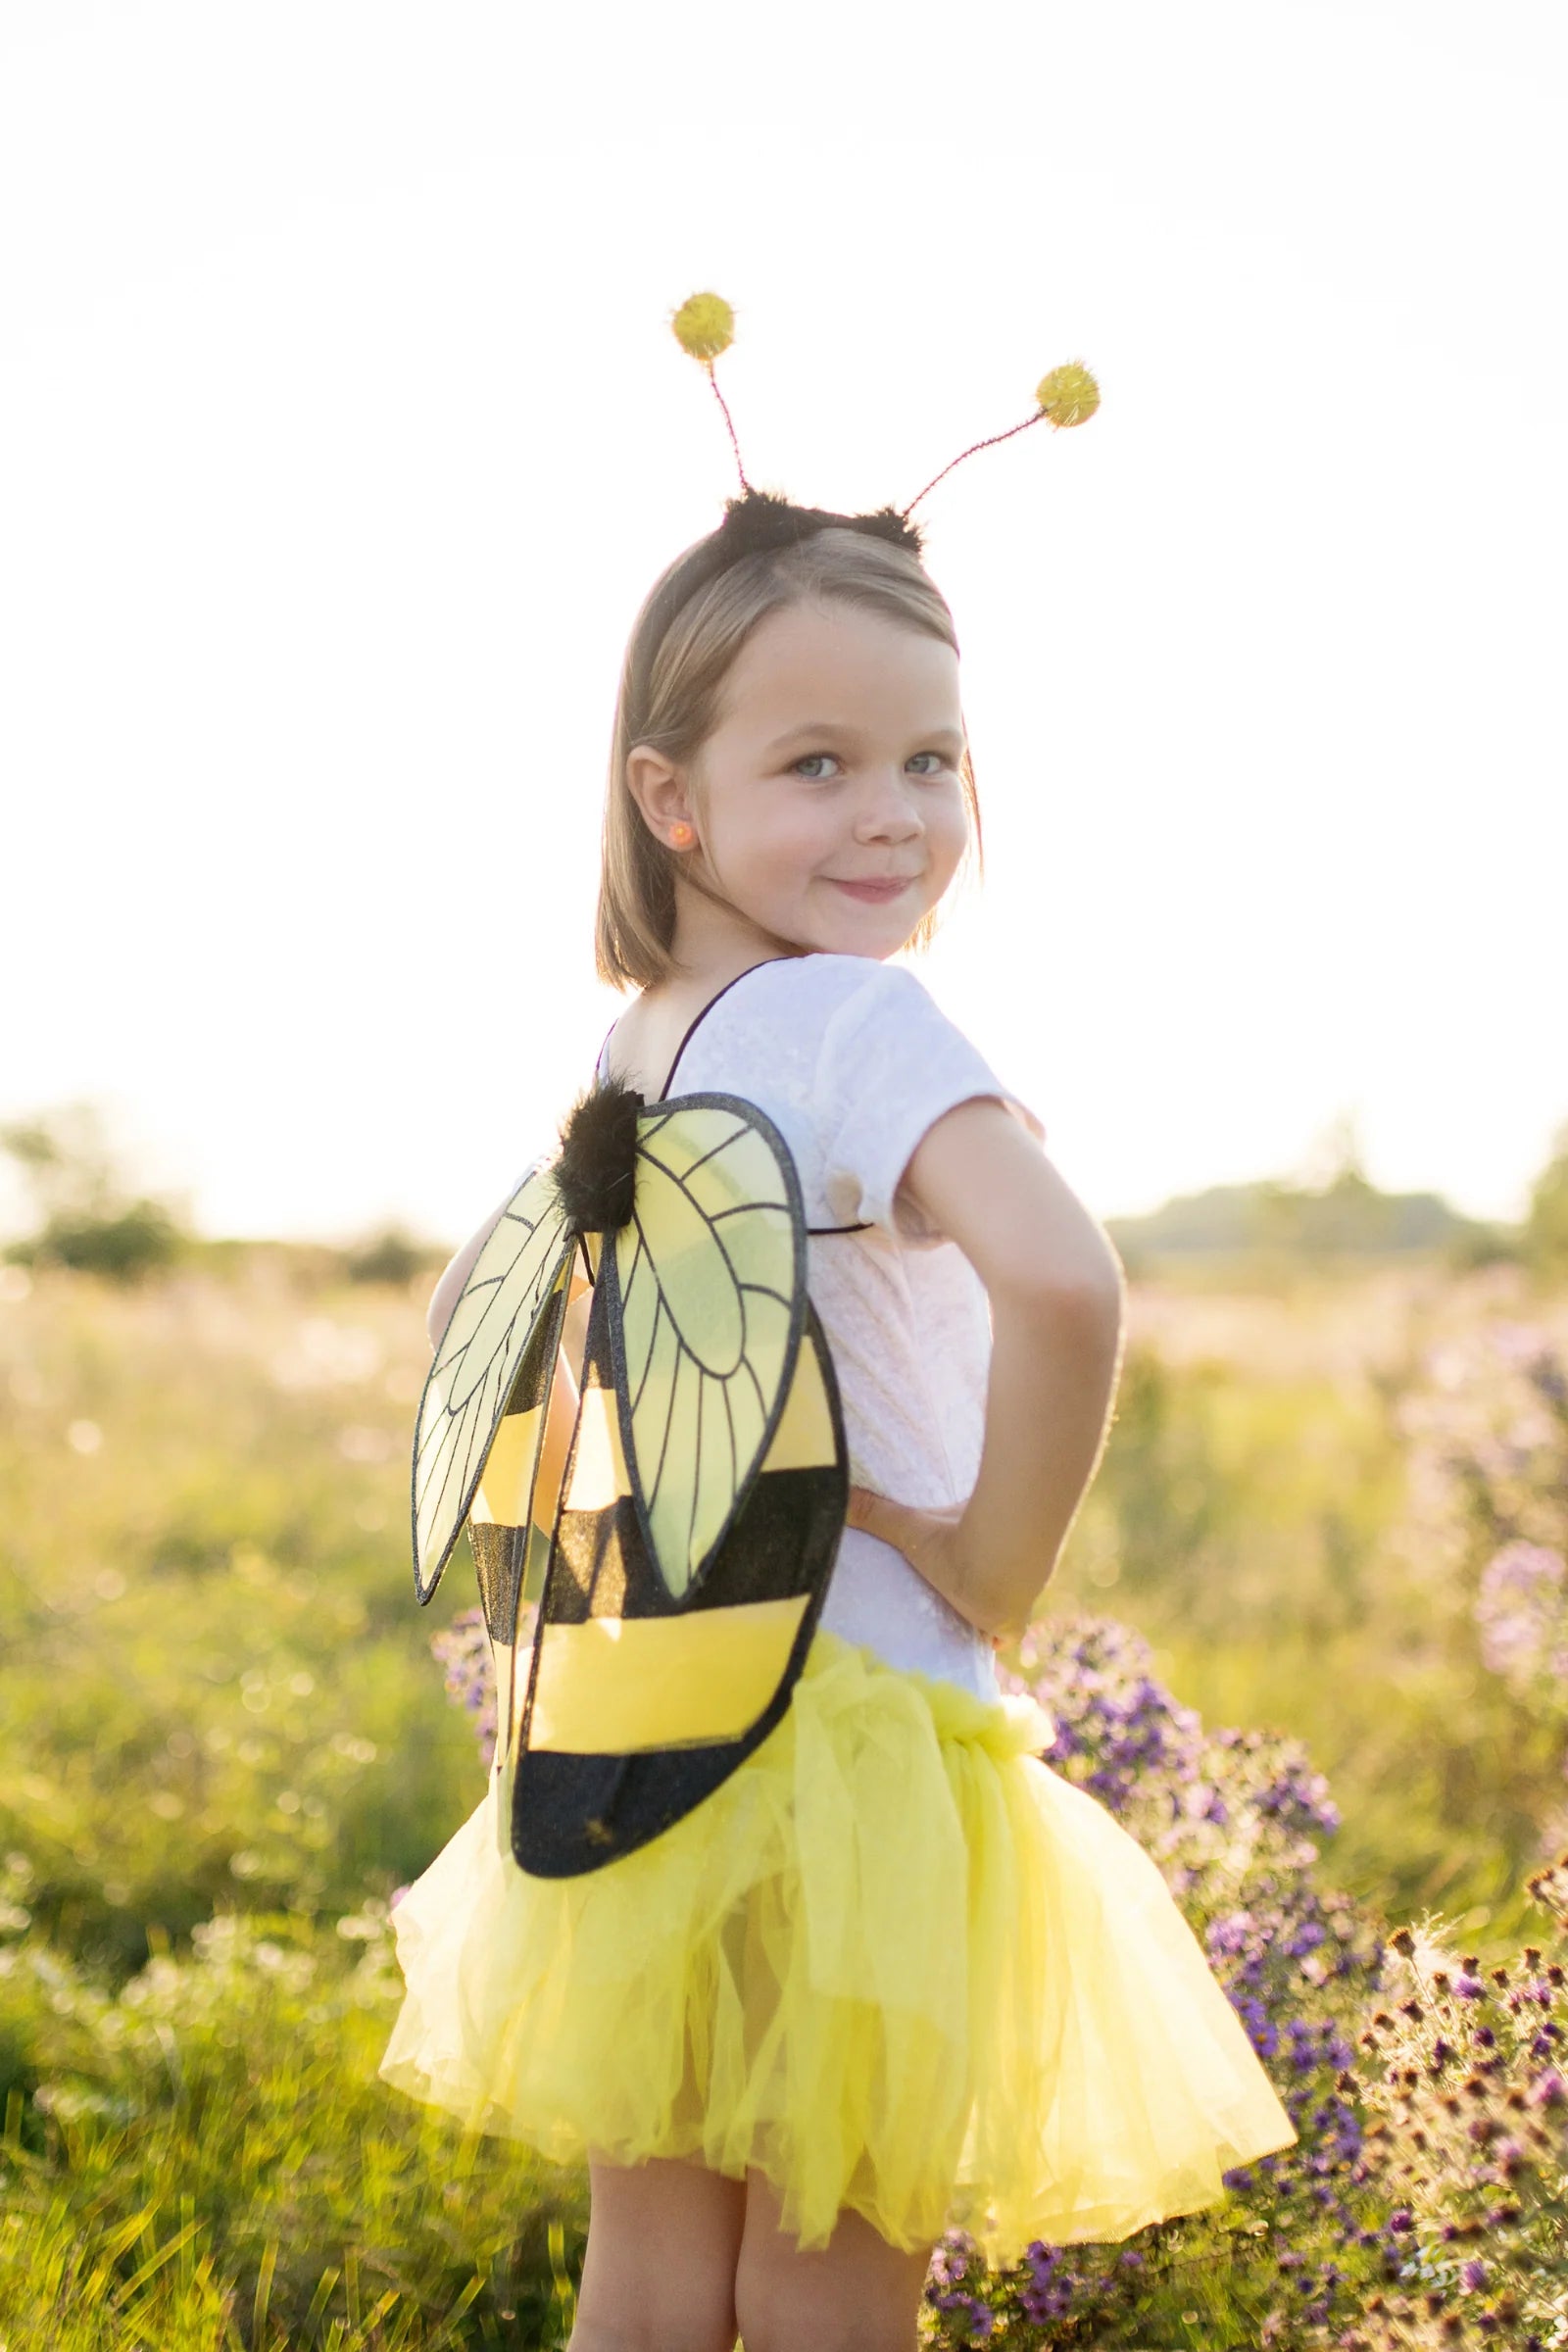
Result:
[630, 1157, 774, 1518]
[619, 1229, 657, 1418]
[417, 1215, 564, 1509]
[603, 1091, 809, 1598]
[414, 1348, 512, 1602]
[428, 1182, 563, 1402]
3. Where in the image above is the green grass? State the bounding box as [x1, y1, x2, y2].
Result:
[3, 1250, 1566, 2340]
[0, 1911, 585, 2348]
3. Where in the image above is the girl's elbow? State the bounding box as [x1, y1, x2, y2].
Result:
[1007, 1250, 1125, 1332]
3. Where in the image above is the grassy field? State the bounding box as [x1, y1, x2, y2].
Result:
[3, 1250, 1567, 2346]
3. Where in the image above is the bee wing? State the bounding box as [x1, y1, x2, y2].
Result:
[411, 1160, 572, 1603]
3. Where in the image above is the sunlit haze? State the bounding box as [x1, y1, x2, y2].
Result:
[3, 2, 1563, 1248]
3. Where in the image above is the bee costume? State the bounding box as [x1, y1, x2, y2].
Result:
[379, 296, 1298, 2258]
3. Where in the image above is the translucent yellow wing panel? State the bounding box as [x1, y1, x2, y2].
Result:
[612, 1103, 803, 1600]
[411, 1162, 571, 1602]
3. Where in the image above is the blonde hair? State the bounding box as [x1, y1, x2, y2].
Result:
[595, 525, 981, 990]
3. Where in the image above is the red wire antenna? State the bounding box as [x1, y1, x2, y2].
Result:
[707, 367, 751, 496]
[670, 293, 752, 493]
[903, 364, 1102, 518]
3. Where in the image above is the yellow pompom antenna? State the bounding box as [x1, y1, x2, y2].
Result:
[669, 291, 1100, 528]
[670, 290, 752, 493]
[670, 292, 734, 365]
[901, 358, 1101, 519]
[1035, 363, 1101, 429]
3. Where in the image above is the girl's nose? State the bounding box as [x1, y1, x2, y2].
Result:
[853, 772, 925, 842]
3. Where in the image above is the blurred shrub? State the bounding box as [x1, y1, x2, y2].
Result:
[0, 1101, 192, 1284]
[1524, 1122, 1568, 1284]
[342, 1225, 443, 1288]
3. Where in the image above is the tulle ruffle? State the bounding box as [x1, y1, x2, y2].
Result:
[379, 1628, 1297, 2260]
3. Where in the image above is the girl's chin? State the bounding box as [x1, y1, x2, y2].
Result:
[822, 910, 926, 957]
[731, 896, 931, 963]
[782, 921, 910, 963]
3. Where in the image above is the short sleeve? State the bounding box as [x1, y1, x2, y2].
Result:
[813, 962, 1045, 1242]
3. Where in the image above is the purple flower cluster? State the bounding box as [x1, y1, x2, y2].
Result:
[1005, 1617, 1205, 1823]
[429, 1605, 500, 1769]
[1004, 1616, 1341, 1864]
[924, 2229, 1118, 2345]
[1474, 1539, 1568, 1690]
[1398, 1322, 1568, 1592]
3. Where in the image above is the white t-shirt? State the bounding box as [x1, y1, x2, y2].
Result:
[628, 953, 1044, 1701]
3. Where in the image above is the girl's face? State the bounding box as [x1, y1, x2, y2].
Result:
[653, 599, 971, 964]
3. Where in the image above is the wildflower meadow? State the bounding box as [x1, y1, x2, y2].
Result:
[4, 1250, 1568, 2348]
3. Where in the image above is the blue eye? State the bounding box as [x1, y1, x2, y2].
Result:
[790, 751, 955, 779]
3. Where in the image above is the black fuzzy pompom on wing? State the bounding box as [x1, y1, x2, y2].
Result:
[555, 1077, 645, 1234]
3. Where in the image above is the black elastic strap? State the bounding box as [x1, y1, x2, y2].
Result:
[659, 957, 797, 1097]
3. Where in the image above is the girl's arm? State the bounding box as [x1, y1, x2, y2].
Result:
[846, 1096, 1126, 1644]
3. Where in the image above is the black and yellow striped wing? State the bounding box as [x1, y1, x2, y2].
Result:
[608, 1098, 806, 1601]
[507, 1093, 848, 1879]
[410, 1160, 573, 1606]
[410, 1084, 848, 1879]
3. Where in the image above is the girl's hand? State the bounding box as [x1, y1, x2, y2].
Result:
[845, 1485, 1004, 1648]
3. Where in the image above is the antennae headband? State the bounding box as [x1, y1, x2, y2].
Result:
[672, 288, 1098, 523]
[628, 291, 1099, 738]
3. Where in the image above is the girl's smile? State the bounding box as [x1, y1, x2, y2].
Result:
[823, 874, 921, 904]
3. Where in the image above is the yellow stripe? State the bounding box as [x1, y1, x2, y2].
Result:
[564, 1380, 631, 1509]
[760, 1345, 837, 1472]
[529, 1596, 810, 1753]
[471, 1406, 542, 1526]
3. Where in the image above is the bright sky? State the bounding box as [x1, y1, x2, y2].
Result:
[2, 2, 1563, 1249]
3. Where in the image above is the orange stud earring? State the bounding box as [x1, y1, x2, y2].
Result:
[668, 821, 696, 850]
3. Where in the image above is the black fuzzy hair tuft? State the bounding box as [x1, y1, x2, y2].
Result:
[712, 485, 926, 563]
[554, 1077, 645, 1234]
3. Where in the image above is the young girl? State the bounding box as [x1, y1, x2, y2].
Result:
[380, 510, 1298, 2351]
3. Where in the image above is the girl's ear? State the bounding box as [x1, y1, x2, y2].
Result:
[625, 745, 699, 850]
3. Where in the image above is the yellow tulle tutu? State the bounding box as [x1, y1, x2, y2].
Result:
[379, 1628, 1298, 2262]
